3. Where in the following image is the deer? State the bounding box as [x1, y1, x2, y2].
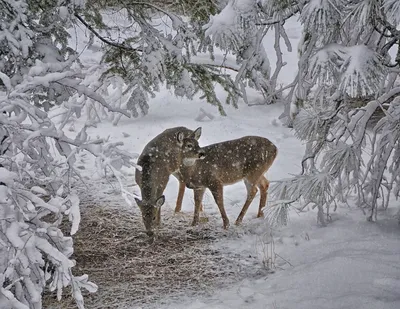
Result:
[177, 135, 278, 229]
[134, 126, 203, 236]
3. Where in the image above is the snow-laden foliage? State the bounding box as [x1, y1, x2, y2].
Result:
[270, 0, 400, 224]
[0, 1, 138, 307]
[383, 0, 400, 25]
[0, 169, 97, 309]
[2, 0, 240, 122]
[300, 0, 344, 44]
[307, 44, 387, 97]
[77, 0, 239, 119]
[203, 0, 302, 104]
[0, 0, 86, 111]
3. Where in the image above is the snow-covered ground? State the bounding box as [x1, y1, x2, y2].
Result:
[162, 207, 400, 309]
[66, 13, 400, 309]
[77, 95, 400, 309]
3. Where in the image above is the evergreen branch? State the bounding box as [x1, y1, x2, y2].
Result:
[376, 14, 400, 39]
[190, 60, 240, 72]
[248, 82, 297, 106]
[0, 0, 16, 19]
[74, 13, 142, 52]
[128, 1, 180, 22]
[382, 38, 398, 55]
[53, 81, 131, 118]
[374, 26, 395, 38]
[256, 9, 300, 26]
[208, 64, 239, 72]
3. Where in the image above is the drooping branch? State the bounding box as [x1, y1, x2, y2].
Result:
[54, 80, 131, 118]
[128, 1, 180, 22]
[377, 13, 400, 40]
[74, 13, 141, 52]
[256, 1, 301, 26]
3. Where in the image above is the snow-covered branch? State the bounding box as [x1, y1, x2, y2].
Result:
[0, 1, 142, 307]
[271, 0, 400, 224]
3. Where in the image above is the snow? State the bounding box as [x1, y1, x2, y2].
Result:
[339, 45, 386, 97]
[203, 0, 257, 50]
[58, 7, 69, 21]
[65, 193, 81, 235]
[55, 9, 400, 305]
[383, 0, 400, 24]
[30, 186, 48, 195]
[3, 7, 398, 309]
[64, 37, 400, 309]
[0, 167, 17, 186]
[0, 72, 12, 91]
[203, 2, 237, 37]
[160, 209, 400, 309]
[5, 222, 26, 250]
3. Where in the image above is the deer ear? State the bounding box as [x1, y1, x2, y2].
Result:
[192, 127, 202, 140]
[135, 198, 142, 209]
[155, 195, 165, 208]
[177, 132, 184, 144]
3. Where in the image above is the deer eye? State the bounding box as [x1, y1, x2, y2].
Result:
[187, 144, 193, 149]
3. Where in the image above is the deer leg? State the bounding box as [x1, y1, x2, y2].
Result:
[257, 176, 270, 218]
[175, 181, 203, 213]
[210, 183, 230, 229]
[174, 181, 186, 213]
[191, 188, 206, 226]
[155, 175, 170, 227]
[235, 180, 258, 225]
[155, 207, 162, 227]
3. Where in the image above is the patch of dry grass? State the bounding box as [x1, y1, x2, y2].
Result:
[43, 204, 244, 309]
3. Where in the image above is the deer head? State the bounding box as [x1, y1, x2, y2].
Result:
[180, 133, 206, 166]
[135, 195, 165, 237]
[135, 127, 204, 237]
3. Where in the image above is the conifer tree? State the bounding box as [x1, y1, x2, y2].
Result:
[268, 0, 400, 225]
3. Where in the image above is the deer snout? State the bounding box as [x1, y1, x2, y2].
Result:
[199, 151, 206, 159]
[146, 230, 154, 237]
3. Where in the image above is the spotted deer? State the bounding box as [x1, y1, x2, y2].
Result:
[177, 136, 278, 229]
[135, 126, 203, 236]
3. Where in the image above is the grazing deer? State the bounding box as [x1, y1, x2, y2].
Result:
[135, 126, 202, 236]
[177, 136, 277, 229]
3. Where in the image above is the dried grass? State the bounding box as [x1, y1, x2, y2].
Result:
[43, 203, 245, 309]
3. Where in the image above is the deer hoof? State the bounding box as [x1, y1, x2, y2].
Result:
[234, 220, 242, 226]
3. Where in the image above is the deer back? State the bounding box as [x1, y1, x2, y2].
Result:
[180, 136, 277, 188]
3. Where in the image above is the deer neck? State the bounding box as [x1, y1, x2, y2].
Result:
[179, 159, 198, 179]
[140, 157, 167, 202]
